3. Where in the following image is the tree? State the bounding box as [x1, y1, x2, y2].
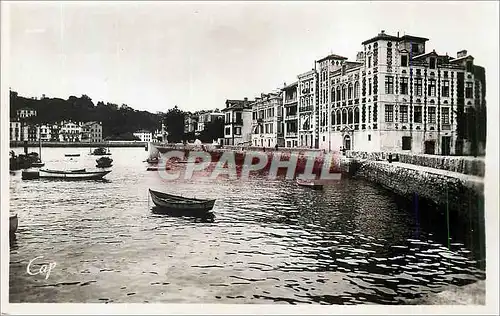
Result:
[163, 106, 185, 143]
[199, 117, 224, 143]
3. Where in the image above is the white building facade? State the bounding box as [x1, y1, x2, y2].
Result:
[222, 98, 253, 146]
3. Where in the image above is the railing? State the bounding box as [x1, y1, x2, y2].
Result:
[284, 98, 298, 104]
[285, 114, 298, 120]
[285, 132, 298, 137]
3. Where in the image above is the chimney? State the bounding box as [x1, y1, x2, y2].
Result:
[244, 97, 248, 102]
[356, 51, 365, 63]
[380, 30, 385, 35]
[457, 50, 468, 58]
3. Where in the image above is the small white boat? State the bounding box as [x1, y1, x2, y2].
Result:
[10, 214, 18, 234]
[39, 168, 111, 180]
[296, 178, 324, 190]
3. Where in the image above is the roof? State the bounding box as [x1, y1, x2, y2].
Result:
[449, 55, 474, 63]
[362, 32, 399, 45]
[282, 81, 298, 90]
[317, 54, 348, 63]
[134, 129, 151, 134]
[412, 50, 438, 60]
[18, 107, 35, 111]
[399, 35, 429, 42]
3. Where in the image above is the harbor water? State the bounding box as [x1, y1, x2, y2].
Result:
[9, 147, 485, 304]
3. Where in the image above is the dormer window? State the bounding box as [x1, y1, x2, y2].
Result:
[429, 57, 436, 69]
[401, 55, 408, 67]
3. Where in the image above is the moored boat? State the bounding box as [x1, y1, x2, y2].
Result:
[96, 157, 113, 168]
[149, 189, 216, 215]
[65, 153, 80, 157]
[296, 178, 324, 190]
[10, 214, 18, 234]
[90, 147, 111, 156]
[146, 166, 170, 171]
[39, 168, 111, 180]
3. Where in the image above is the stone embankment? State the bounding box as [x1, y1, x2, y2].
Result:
[346, 151, 485, 177]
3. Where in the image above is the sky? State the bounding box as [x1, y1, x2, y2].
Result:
[4, 1, 499, 113]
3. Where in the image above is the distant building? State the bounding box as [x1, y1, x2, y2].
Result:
[10, 121, 22, 141]
[196, 111, 224, 134]
[251, 91, 284, 148]
[39, 124, 52, 142]
[133, 130, 152, 142]
[222, 98, 253, 146]
[16, 107, 37, 119]
[81, 121, 103, 143]
[59, 121, 82, 142]
[184, 114, 198, 134]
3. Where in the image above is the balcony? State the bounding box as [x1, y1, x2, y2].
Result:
[284, 98, 298, 105]
[285, 114, 298, 120]
[285, 131, 298, 138]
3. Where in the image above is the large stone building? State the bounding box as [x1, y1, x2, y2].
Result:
[251, 91, 284, 148]
[184, 114, 198, 134]
[222, 98, 253, 146]
[315, 30, 486, 155]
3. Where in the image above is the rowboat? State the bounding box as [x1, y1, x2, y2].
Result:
[31, 161, 45, 168]
[296, 178, 323, 190]
[10, 214, 18, 234]
[39, 168, 111, 180]
[146, 166, 170, 171]
[149, 189, 216, 215]
[65, 154, 80, 157]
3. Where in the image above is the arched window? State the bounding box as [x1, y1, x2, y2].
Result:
[348, 83, 353, 99]
[354, 107, 360, 123]
[342, 109, 347, 124]
[331, 88, 336, 102]
[310, 96, 314, 105]
[348, 109, 353, 124]
[331, 111, 336, 125]
[342, 85, 346, 100]
[337, 110, 342, 125]
[354, 81, 360, 99]
[300, 97, 304, 107]
[306, 98, 310, 107]
[336, 86, 341, 101]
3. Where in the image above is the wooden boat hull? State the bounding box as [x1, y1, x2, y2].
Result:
[10, 214, 18, 234]
[65, 154, 80, 157]
[39, 169, 111, 180]
[31, 162, 45, 168]
[149, 189, 215, 215]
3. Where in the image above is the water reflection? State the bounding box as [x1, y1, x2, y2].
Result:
[9, 147, 485, 304]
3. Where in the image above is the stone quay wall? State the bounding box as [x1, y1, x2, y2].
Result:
[342, 156, 484, 222]
[345, 151, 485, 177]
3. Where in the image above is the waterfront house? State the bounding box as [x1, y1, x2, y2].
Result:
[251, 91, 284, 148]
[297, 70, 318, 148]
[282, 82, 299, 148]
[222, 98, 253, 146]
[59, 121, 83, 142]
